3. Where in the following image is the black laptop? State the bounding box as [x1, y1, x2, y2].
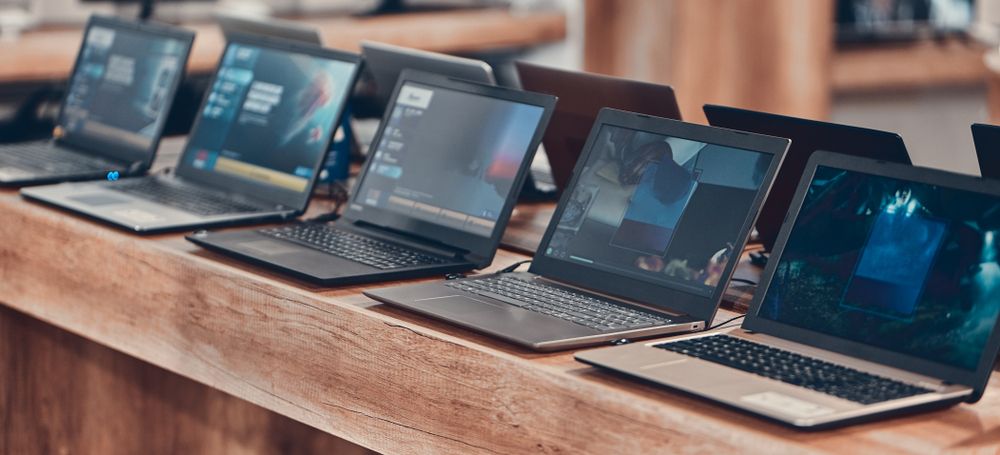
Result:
[704, 104, 911, 251]
[972, 123, 1000, 179]
[22, 34, 361, 234]
[186, 70, 556, 285]
[579, 152, 1000, 429]
[365, 108, 789, 351]
[0, 15, 193, 187]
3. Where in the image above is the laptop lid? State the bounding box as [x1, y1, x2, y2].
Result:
[515, 62, 682, 191]
[703, 104, 911, 251]
[343, 70, 555, 266]
[174, 34, 361, 211]
[55, 15, 194, 167]
[360, 41, 496, 110]
[972, 123, 1000, 179]
[530, 108, 789, 323]
[217, 13, 322, 45]
[745, 152, 1000, 401]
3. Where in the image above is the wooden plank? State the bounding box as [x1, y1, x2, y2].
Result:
[0, 9, 566, 84]
[0, 305, 372, 455]
[2, 178, 1000, 452]
[832, 39, 990, 94]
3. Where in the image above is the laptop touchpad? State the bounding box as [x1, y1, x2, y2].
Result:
[415, 295, 501, 317]
[239, 240, 305, 256]
[69, 194, 130, 206]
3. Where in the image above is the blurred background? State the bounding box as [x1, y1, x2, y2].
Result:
[1, 0, 999, 176]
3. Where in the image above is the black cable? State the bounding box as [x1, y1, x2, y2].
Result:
[499, 259, 531, 274]
[706, 314, 745, 331]
[730, 278, 758, 287]
[306, 181, 349, 223]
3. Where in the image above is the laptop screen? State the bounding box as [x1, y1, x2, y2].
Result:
[758, 166, 1000, 371]
[60, 22, 190, 160]
[181, 42, 357, 195]
[543, 123, 773, 298]
[352, 81, 545, 237]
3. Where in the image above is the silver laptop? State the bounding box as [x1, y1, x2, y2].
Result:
[0, 15, 193, 187]
[365, 108, 789, 351]
[22, 34, 361, 234]
[578, 152, 1000, 429]
[360, 40, 495, 111]
[217, 13, 322, 45]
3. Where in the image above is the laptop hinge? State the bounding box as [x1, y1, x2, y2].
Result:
[348, 220, 468, 259]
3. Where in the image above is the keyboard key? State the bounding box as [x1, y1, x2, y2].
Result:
[260, 224, 447, 270]
[110, 178, 263, 216]
[447, 275, 673, 331]
[0, 142, 113, 174]
[656, 335, 932, 405]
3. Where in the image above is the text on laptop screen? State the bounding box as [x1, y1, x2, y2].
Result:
[184, 44, 357, 192]
[544, 124, 773, 297]
[759, 166, 1000, 370]
[60, 24, 188, 154]
[353, 82, 544, 237]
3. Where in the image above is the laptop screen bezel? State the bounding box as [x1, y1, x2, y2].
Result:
[743, 151, 1000, 395]
[56, 15, 195, 168]
[529, 108, 789, 324]
[972, 123, 1000, 180]
[173, 33, 362, 211]
[342, 69, 555, 266]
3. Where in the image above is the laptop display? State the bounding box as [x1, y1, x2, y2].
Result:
[543, 123, 773, 299]
[758, 165, 1000, 371]
[178, 41, 358, 206]
[59, 19, 191, 162]
[972, 123, 1000, 179]
[352, 80, 545, 238]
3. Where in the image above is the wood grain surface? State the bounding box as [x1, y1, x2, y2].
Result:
[2, 167, 1000, 453]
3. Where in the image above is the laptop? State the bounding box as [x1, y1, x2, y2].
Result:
[515, 62, 683, 193]
[972, 123, 1000, 179]
[577, 152, 1000, 429]
[22, 34, 362, 234]
[704, 104, 911, 252]
[360, 41, 496, 111]
[217, 13, 322, 45]
[0, 15, 193, 187]
[365, 108, 789, 351]
[185, 70, 556, 285]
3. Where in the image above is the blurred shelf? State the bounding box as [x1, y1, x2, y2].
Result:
[832, 38, 989, 93]
[0, 9, 567, 84]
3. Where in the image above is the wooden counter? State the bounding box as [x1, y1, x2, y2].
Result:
[0, 9, 567, 84]
[3, 157, 1000, 453]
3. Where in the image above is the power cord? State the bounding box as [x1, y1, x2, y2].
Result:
[499, 259, 531, 274]
[706, 314, 746, 331]
[306, 181, 350, 223]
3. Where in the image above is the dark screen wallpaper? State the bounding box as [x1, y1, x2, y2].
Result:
[759, 166, 1000, 370]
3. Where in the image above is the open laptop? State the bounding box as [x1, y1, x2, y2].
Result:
[360, 41, 496, 112]
[22, 34, 361, 234]
[515, 62, 683, 193]
[704, 104, 911, 252]
[217, 13, 322, 45]
[578, 152, 1000, 429]
[365, 108, 789, 351]
[972, 123, 1000, 179]
[0, 15, 193, 187]
[186, 70, 556, 285]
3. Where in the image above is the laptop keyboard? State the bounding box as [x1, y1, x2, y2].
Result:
[657, 335, 933, 405]
[0, 141, 112, 173]
[446, 275, 674, 332]
[110, 178, 264, 216]
[260, 224, 449, 270]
